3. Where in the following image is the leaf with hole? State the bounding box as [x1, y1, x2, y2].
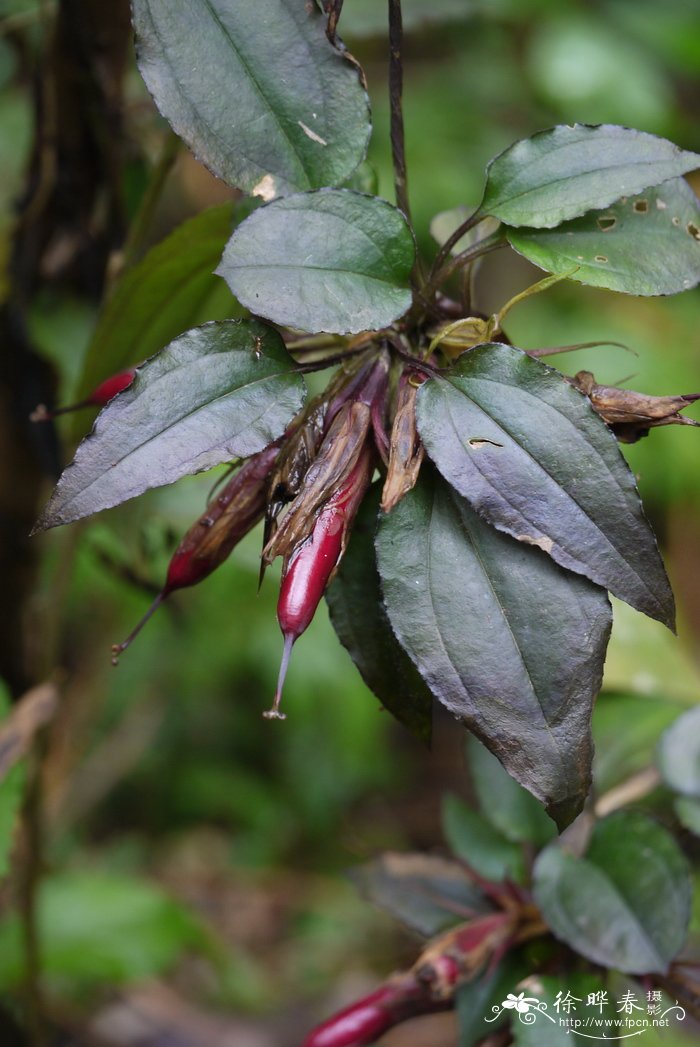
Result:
[376, 468, 612, 829]
[34, 320, 304, 530]
[218, 189, 414, 334]
[77, 202, 252, 413]
[657, 705, 700, 797]
[533, 811, 691, 973]
[480, 124, 700, 228]
[416, 343, 674, 628]
[326, 487, 433, 744]
[132, 0, 370, 197]
[508, 178, 700, 296]
[348, 852, 490, 938]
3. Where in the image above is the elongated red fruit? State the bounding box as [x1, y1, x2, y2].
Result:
[30, 367, 137, 420]
[265, 447, 372, 719]
[111, 443, 279, 663]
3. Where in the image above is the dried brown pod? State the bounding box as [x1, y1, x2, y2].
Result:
[381, 369, 426, 513]
[572, 370, 700, 443]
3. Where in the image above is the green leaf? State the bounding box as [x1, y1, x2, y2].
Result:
[34, 320, 304, 530]
[441, 794, 524, 882]
[658, 706, 700, 797]
[480, 124, 700, 228]
[132, 0, 370, 197]
[416, 343, 674, 628]
[467, 736, 556, 846]
[375, 469, 612, 829]
[77, 203, 252, 405]
[533, 811, 692, 973]
[508, 178, 700, 296]
[593, 693, 686, 794]
[0, 871, 207, 990]
[456, 954, 530, 1047]
[348, 852, 490, 938]
[217, 189, 414, 334]
[326, 487, 433, 744]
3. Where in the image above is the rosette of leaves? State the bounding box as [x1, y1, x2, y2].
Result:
[34, 0, 700, 829]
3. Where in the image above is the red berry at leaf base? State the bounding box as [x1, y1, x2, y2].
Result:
[30, 366, 137, 421]
[265, 446, 372, 720]
[111, 443, 279, 664]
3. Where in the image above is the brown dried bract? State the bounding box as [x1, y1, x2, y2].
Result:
[381, 371, 426, 513]
[263, 400, 372, 565]
[572, 370, 700, 443]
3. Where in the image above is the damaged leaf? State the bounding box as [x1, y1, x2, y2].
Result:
[571, 370, 700, 442]
[416, 343, 675, 628]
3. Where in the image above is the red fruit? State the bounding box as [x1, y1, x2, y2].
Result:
[30, 366, 137, 420]
[111, 443, 279, 663]
[264, 446, 372, 719]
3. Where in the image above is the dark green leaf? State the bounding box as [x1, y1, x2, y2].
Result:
[533, 812, 692, 973]
[217, 189, 414, 334]
[77, 203, 252, 406]
[456, 954, 529, 1047]
[376, 469, 612, 829]
[441, 794, 524, 882]
[480, 124, 700, 228]
[593, 693, 686, 794]
[348, 852, 490, 938]
[467, 736, 556, 846]
[508, 178, 700, 296]
[0, 871, 207, 989]
[416, 343, 674, 628]
[658, 706, 700, 797]
[34, 320, 304, 530]
[326, 487, 433, 743]
[132, 0, 370, 197]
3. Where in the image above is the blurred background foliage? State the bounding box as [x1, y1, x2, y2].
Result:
[1, 0, 699, 1043]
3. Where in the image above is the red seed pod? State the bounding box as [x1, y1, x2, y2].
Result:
[265, 445, 373, 719]
[301, 985, 401, 1047]
[111, 443, 279, 663]
[30, 367, 137, 421]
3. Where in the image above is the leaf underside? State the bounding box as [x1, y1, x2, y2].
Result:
[480, 123, 700, 228]
[132, 0, 371, 197]
[416, 343, 674, 628]
[508, 177, 700, 296]
[376, 468, 612, 829]
[217, 189, 415, 334]
[34, 320, 305, 531]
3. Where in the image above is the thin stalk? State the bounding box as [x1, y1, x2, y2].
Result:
[388, 0, 412, 233]
[428, 207, 482, 284]
[419, 232, 506, 311]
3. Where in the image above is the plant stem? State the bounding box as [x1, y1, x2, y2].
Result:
[388, 0, 412, 232]
[428, 208, 482, 283]
[417, 232, 506, 313]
